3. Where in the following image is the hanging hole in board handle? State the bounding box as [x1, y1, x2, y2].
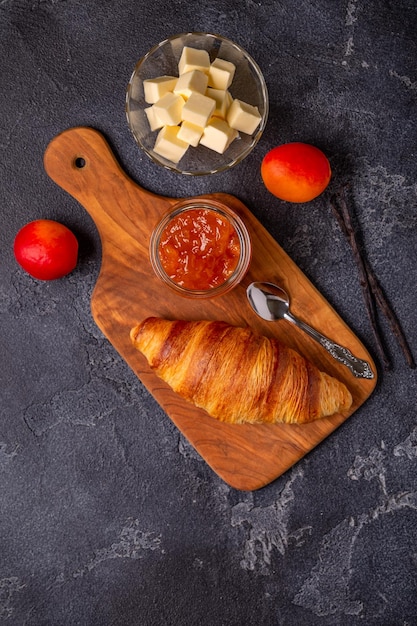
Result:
[74, 156, 86, 169]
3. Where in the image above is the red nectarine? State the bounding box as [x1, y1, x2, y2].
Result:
[14, 219, 79, 280]
[261, 142, 331, 203]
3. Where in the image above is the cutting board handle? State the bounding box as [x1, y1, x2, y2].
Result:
[43, 126, 172, 237]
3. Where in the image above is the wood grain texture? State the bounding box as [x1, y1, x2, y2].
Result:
[43, 127, 377, 491]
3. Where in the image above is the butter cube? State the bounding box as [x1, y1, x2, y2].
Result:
[181, 92, 216, 128]
[178, 46, 210, 75]
[227, 98, 262, 134]
[153, 92, 185, 126]
[144, 106, 164, 131]
[200, 118, 238, 154]
[206, 88, 232, 119]
[174, 70, 208, 100]
[143, 75, 178, 104]
[208, 58, 236, 90]
[177, 121, 204, 147]
[153, 126, 189, 163]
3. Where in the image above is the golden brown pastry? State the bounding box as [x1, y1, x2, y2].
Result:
[130, 317, 353, 425]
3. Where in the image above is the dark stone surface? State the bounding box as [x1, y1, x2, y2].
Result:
[1, 1, 417, 624]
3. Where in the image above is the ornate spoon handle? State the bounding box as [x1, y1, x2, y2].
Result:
[284, 312, 374, 379]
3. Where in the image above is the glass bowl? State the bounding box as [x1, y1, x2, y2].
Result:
[149, 199, 252, 298]
[126, 32, 269, 175]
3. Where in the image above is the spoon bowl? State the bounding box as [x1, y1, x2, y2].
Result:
[247, 281, 292, 321]
[247, 281, 374, 379]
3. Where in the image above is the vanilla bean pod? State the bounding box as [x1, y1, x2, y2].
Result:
[363, 255, 416, 369]
[329, 189, 391, 370]
[331, 187, 416, 369]
[333, 202, 414, 367]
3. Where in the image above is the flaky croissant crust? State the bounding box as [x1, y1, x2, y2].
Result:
[130, 317, 353, 425]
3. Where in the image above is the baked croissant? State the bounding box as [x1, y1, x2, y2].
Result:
[130, 317, 353, 425]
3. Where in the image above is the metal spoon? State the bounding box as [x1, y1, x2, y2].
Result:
[247, 282, 374, 379]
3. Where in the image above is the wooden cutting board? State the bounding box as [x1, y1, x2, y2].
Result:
[43, 127, 377, 491]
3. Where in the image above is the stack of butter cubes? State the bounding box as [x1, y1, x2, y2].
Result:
[143, 46, 262, 164]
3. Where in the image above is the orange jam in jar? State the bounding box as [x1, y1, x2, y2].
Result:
[158, 208, 240, 290]
[150, 201, 251, 298]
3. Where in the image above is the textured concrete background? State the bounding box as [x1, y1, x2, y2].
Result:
[1, 1, 417, 624]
